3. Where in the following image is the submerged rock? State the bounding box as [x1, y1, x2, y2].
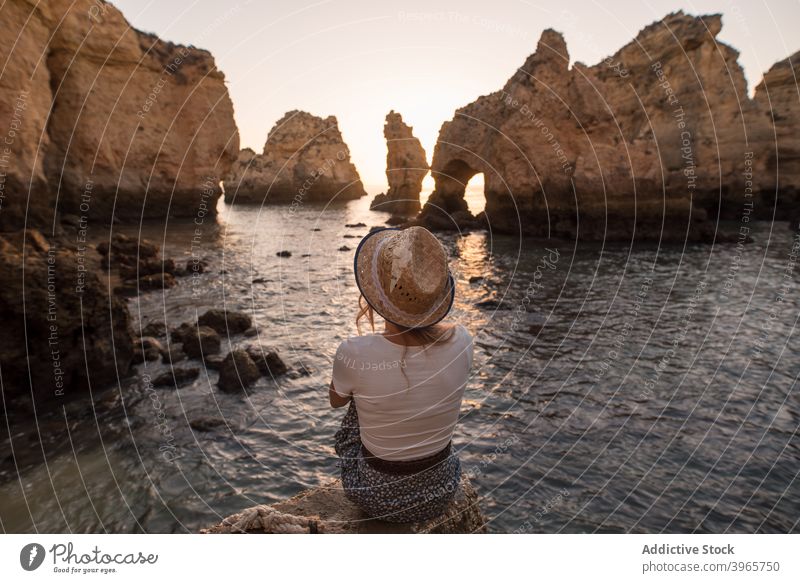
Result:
[370, 111, 429, 216]
[175, 325, 221, 359]
[245, 346, 289, 377]
[132, 337, 164, 364]
[190, 417, 229, 432]
[198, 309, 252, 335]
[153, 367, 200, 388]
[217, 349, 261, 392]
[223, 111, 367, 204]
[201, 476, 486, 534]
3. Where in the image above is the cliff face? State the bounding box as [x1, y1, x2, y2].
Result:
[371, 111, 429, 216]
[421, 12, 800, 240]
[0, 0, 239, 229]
[223, 110, 367, 204]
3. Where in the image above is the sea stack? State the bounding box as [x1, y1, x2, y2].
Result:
[371, 111, 430, 216]
[223, 111, 367, 204]
[420, 12, 800, 240]
[0, 0, 239, 229]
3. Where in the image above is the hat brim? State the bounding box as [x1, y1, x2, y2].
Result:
[353, 227, 455, 329]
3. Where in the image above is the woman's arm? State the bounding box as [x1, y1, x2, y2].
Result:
[329, 382, 351, 408]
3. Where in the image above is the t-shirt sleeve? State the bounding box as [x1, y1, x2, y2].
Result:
[331, 339, 359, 397]
[462, 325, 474, 369]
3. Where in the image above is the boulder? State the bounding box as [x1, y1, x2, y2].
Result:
[223, 111, 367, 204]
[131, 336, 164, 363]
[245, 346, 289, 377]
[178, 325, 221, 359]
[0, 0, 238, 229]
[218, 349, 261, 392]
[370, 111, 429, 216]
[201, 476, 486, 534]
[153, 367, 200, 388]
[203, 353, 225, 370]
[141, 321, 167, 337]
[198, 309, 252, 335]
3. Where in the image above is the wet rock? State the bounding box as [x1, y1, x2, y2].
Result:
[252, 277, 268, 284]
[161, 343, 187, 364]
[190, 417, 229, 432]
[276, 250, 292, 258]
[338, 245, 351, 252]
[119, 257, 176, 280]
[243, 327, 258, 337]
[141, 321, 167, 337]
[468, 276, 484, 284]
[475, 297, 510, 310]
[0, 229, 134, 407]
[218, 349, 261, 392]
[198, 309, 252, 335]
[245, 346, 289, 377]
[301, 253, 312, 257]
[345, 222, 366, 228]
[60, 214, 81, 227]
[203, 354, 225, 370]
[153, 367, 200, 388]
[178, 325, 221, 359]
[137, 272, 178, 291]
[132, 336, 163, 363]
[97, 233, 159, 262]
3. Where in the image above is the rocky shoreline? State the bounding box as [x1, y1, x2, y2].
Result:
[0, 0, 797, 533]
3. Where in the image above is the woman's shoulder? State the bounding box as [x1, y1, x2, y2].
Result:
[337, 333, 386, 354]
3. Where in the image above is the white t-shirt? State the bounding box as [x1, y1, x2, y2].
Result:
[331, 324, 473, 461]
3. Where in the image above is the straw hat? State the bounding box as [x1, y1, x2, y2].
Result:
[354, 226, 455, 328]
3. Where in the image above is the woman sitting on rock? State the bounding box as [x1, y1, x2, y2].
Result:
[330, 226, 474, 523]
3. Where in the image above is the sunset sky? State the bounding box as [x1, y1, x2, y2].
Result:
[115, 0, 800, 192]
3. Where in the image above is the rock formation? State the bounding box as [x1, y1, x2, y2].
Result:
[223, 111, 367, 204]
[420, 12, 800, 240]
[0, 0, 239, 229]
[0, 230, 134, 411]
[370, 111, 430, 216]
[201, 476, 486, 534]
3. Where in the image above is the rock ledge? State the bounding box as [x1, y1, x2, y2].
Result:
[201, 476, 486, 534]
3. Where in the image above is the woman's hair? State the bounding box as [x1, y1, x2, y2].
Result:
[356, 295, 455, 345]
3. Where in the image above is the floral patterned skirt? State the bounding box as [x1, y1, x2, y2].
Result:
[334, 400, 462, 523]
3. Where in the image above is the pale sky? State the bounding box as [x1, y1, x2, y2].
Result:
[115, 0, 800, 192]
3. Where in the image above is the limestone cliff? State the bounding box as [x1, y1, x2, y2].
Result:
[371, 111, 430, 216]
[0, 0, 239, 229]
[421, 12, 800, 240]
[223, 111, 367, 204]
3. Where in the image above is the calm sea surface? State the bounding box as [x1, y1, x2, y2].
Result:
[1, 193, 798, 533]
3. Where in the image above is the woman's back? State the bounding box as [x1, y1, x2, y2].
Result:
[332, 324, 473, 461]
